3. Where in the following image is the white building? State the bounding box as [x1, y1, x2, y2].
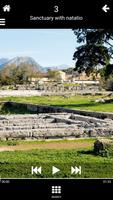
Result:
[58, 71, 66, 82]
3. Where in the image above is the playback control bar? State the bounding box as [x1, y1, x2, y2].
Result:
[31, 166, 82, 175]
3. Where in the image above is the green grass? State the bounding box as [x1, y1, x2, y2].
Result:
[6, 140, 19, 146]
[0, 95, 113, 113]
[0, 138, 96, 146]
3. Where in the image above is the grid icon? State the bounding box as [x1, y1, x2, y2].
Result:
[52, 186, 61, 194]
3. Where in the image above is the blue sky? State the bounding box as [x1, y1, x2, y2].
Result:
[0, 29, 77, 67]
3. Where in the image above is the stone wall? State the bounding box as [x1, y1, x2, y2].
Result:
[7, 101, 113, 120]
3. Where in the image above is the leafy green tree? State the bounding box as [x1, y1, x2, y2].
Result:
[0, 63, 40, 85]
[73, 29, 113, 75]
[0, 64, 16, 85]
[48, 70, 60, 81]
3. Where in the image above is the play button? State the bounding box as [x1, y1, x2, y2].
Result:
[52, 166, 60, 175]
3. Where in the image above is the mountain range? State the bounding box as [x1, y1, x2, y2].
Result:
[0, 58, 9, 66]
[0, 57, 71, 72]
[45, 64, 70, 71]
[0, 57, 43, 72]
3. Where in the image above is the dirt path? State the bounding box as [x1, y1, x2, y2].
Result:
[0, 141, 93, 152]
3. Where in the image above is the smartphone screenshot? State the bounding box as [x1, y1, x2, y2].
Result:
[0, 0, 113, 198]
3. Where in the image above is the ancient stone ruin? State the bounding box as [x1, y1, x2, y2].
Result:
[0, 111, 113, 140]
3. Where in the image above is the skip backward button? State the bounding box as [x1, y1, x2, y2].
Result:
[31, 166, 42, 174]
[0, 18, 6, 26]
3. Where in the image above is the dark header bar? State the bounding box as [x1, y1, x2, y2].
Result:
[0, 0, 112, 28]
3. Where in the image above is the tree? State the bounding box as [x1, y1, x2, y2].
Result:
[100, 64, 113, 80]
[0, 64, 16, 85]
[16, 64, 37, 83]
[48, 69, 60, 81]
[100, 64, 113, 91]
[73, 29, 113, 75]
[63, 68, 75, 74]
[0, 63, 40, 85]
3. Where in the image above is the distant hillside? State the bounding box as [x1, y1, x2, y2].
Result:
[45, 64, 70, 71]
[0, 58, 9, 67]
[0, 56, 43, 72]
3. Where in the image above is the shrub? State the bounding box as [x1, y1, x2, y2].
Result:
[8, 85, 14, 90]
[94, 139, 113, 157]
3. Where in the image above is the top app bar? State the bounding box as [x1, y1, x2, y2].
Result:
[0, 0, 112, 28]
